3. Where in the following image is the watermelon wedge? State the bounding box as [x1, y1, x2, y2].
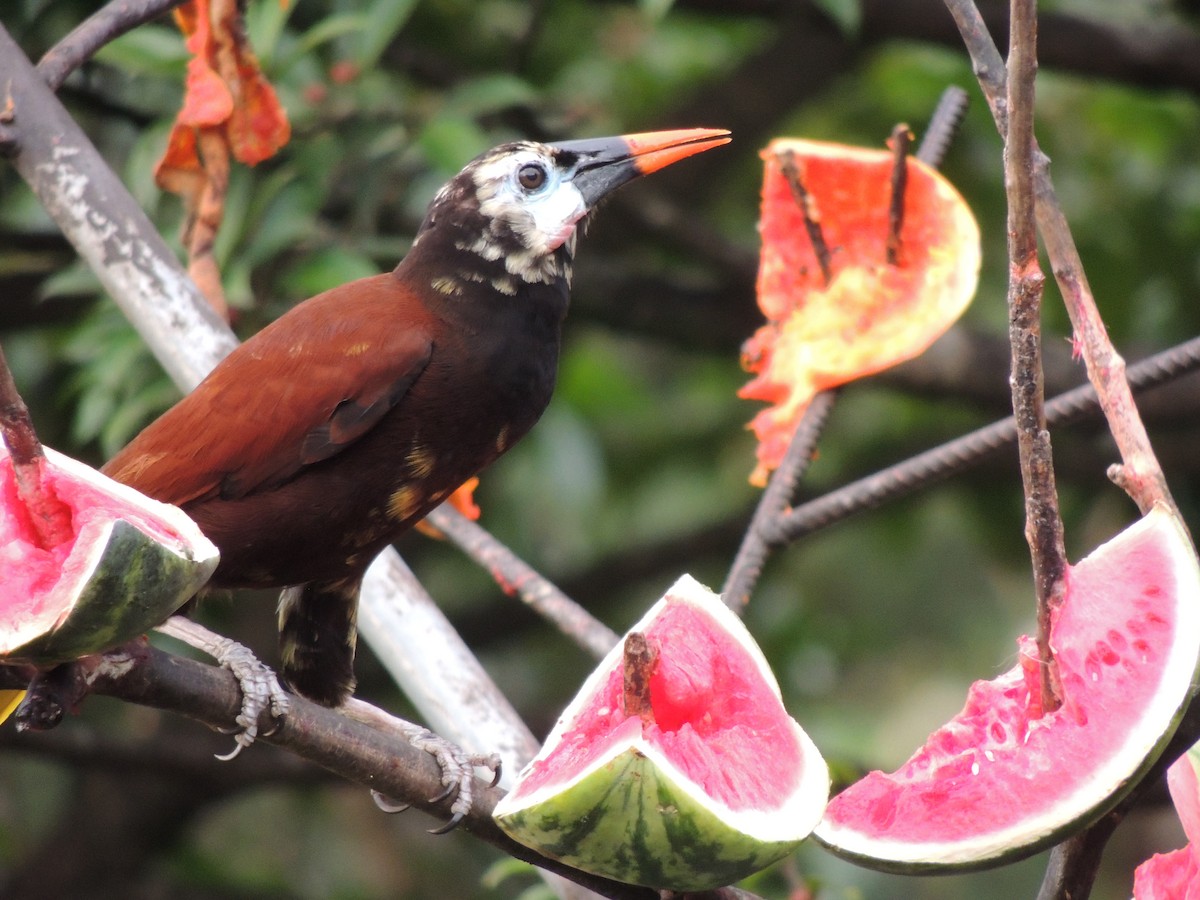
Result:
[1133, 744, 1200, 897]
[815, 503, 1200, 872]
[0, 442, 219, 665]
[494, 575, 829, 890]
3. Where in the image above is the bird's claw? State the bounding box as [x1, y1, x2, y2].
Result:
[406, 728, 501, 831]
[370, 790, 410, 814]
[155, 617, 290, 758]
[371, 734, 501, 832]
[344, 698, 500, 832]
[428, 811, 464, 836]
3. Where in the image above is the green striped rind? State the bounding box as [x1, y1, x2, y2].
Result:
[0, 446, 219, 664]
[496, 727, 826, 890]
[494, 574, 830, 890]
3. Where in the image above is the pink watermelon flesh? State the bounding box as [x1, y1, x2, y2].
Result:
[515, 603, 803, 811]
[1134, 847, 1200, 900]
[821, 508, 1192, 852]
[1169, 752, 1200, 847]
[1, 457, 186, 630]
[1132, 743, 1200, 897]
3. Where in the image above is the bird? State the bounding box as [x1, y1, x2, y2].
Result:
[102, 128, 731, 709]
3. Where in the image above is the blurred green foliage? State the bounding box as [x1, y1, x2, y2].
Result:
[2, 1, 1200, 898]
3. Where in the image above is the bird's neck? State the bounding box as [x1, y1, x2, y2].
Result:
[396, 220, 573, 328]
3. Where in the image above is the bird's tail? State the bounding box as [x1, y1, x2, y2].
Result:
[277, 576, 361, 707]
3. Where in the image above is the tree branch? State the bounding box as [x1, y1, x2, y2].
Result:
[944, 0, 1172, 514]
[945, 1, 1189, 895]
[0, 644, 683, 900]
[1003, 0, 1067, 711]
[37, 0, 189, 91]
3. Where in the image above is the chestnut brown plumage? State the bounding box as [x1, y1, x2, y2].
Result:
[103, 129, 730, 706]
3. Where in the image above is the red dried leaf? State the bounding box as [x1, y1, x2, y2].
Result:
[164, 0, 290, 165]
[218, 0, 291, 166]
[154, 0, 290, 319]
[178, 52, 234, 128]
[740, 138, 980, 485]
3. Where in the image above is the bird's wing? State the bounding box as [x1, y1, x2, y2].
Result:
[103, 275, 435, 506]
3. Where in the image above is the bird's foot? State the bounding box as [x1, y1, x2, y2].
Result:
[155, 616, 291, 759]
[372, 729, 503, 833]
[343, 698, 501, 832]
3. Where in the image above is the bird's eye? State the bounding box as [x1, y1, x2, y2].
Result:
[517, 162, 547, 191]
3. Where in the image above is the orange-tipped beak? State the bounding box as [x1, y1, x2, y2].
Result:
[622, 127, 733, 175]
[552, 127, 731, 207]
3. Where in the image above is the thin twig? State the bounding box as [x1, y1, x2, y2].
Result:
[943, 0, 1171, 515]
[622, 633, 656, 723]
[0, 343, 44, 469]
[0, 343, 72, 548]
[425, 506, 619, 660]
[36, 0, 189, 91]
[945, 0, 1181, 895]
[1004, 0, 1066, 712]
[767, 333, 1200, 546]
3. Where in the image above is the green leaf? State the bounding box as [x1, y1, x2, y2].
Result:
[278, 246, 379, 298]
[244, 0, 298, 67]
[93, 25, 188, 77]
[39, 260, 101, 300]
[350, 0, 419, 69]
[638, 0, 677, 20]
[416, 117, 491, 174]
[480, 857, 543, 892]
[444, 74, 538, 118]
[278, 12, 370, 74]
[100, 378, 180, 456]
[812, 0, 861, 37]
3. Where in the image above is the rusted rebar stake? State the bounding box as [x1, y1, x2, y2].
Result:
[886, 124, 913, 266]
[776, 149, 833, 286]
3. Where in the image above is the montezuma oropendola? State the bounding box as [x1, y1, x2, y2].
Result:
[103, 128, 730, 708]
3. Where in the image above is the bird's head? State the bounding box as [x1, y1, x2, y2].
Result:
[409, 128, 730, 294]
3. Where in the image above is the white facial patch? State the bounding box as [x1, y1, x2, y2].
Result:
[473, 151, 588, 261]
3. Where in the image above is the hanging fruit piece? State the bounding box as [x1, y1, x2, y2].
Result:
[1133, 743, 1200, 897]
[740, 137, 980, 484]
[0, 443, 219, 666]
[493, 575, 829, 890]
[816, 504, 1200, 872]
